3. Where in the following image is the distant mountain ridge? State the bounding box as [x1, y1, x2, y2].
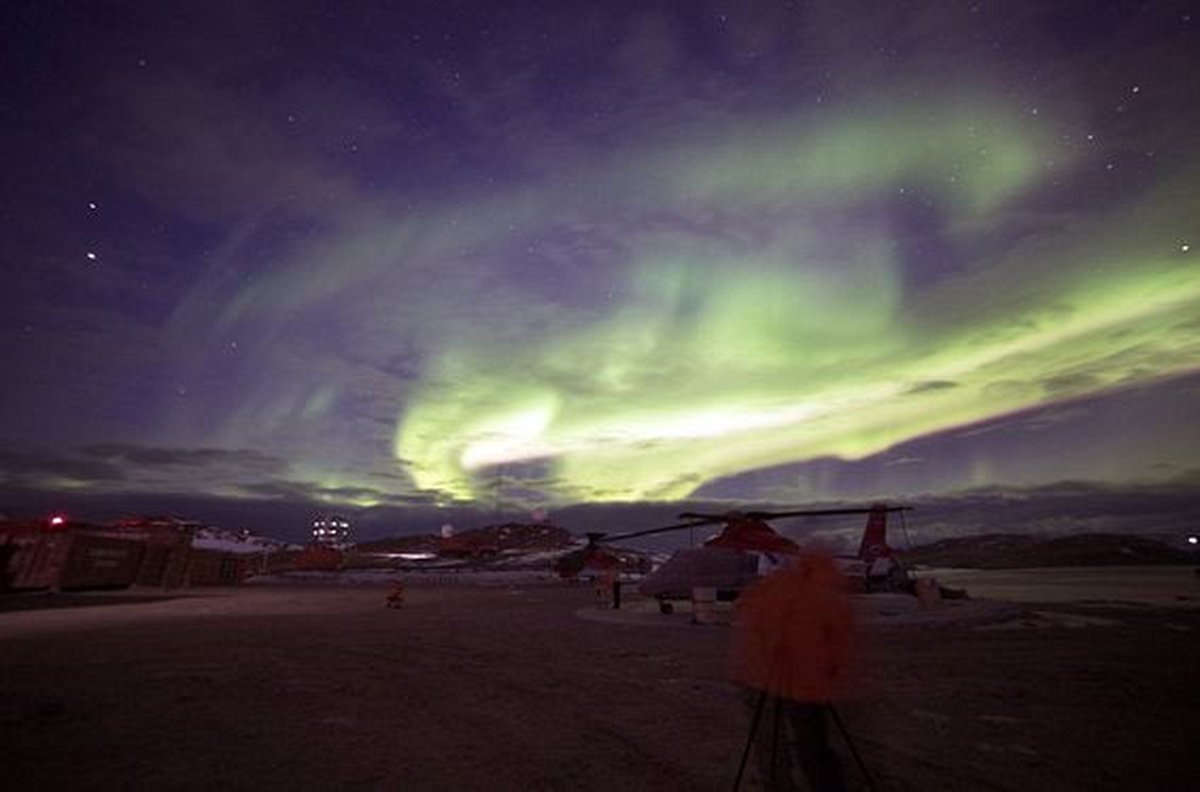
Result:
[357, 522, 576, 554]
[900, 533, 1198, 569]
[192, 526, 299, 554]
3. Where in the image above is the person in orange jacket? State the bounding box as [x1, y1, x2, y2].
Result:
[731, 551, 859, 791]
[386, 580, 406, 608]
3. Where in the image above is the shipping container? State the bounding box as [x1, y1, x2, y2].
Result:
[58, 534, 145, 591]
[3, 532, 70, 591]
[185, 549, 249, 586]
[4, 524, 252, 593]
[134, 533, 192, 589]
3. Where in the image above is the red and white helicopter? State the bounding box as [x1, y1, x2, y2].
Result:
[556, 504, 915, 602]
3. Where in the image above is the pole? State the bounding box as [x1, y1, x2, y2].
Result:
[493, 466, 502, 520]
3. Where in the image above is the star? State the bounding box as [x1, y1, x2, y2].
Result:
[85, 251, 98, 261]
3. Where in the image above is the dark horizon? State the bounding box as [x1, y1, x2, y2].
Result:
[6, 473, 1198, 549]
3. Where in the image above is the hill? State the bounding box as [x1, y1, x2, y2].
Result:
[899, 532, 1198, 569]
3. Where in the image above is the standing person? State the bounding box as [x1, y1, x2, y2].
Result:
[594, 568, 616, 608]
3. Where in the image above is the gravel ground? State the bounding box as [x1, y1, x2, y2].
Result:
[2, 579, 1197, 791]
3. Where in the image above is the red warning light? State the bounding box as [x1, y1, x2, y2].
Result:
[47, 514, 67, 530]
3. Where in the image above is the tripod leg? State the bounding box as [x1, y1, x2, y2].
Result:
[785, 704, 835, 792]
[771, 697, 782, 783]
[733, 690, 768, 792]
[827, 706, 878, 792]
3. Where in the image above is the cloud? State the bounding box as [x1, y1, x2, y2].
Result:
[953, 423, 1009, 439]
[232, 478, 437, 510]
[0, 451, 126, 488]
[1018, 406, 1090, 431]
[0, 444, 319, 506]
[883, 456, 924, 467]
[905, 380, 959, 394]
[81, 444, 287, 474]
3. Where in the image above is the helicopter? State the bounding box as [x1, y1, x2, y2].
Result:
[555, 504, 914, 603]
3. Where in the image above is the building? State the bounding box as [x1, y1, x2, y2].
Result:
[311, 515, 352, 548]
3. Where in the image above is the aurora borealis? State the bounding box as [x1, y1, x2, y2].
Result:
[395, 102, 1198, 502]
[3, 1, 1198, 536]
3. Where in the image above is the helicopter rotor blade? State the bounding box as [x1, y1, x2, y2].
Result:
[603, 517, 723, 544]
[589, 504, 915, 550]
[677, 511, 726, 521]
[742, 505, 912, 520]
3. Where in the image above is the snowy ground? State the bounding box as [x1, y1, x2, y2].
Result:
[3, 572, 1197, 790]
[912, 565, 1200, 607]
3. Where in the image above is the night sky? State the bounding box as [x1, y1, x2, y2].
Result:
[3, 1, 1198, 539]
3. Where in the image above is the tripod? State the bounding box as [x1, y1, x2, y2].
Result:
[732, 690, 878, 792]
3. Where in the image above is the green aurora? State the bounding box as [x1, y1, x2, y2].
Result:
[7, 1, 1200, 528]
[395, 103, 1199, 503]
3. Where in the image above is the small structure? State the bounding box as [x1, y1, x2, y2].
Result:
[311, 515, 353, 549]
[293, 544, 344, 571]
[436, 524, 499, 558]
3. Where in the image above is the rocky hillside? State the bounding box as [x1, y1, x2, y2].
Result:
[899, 532, 1198, 569]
